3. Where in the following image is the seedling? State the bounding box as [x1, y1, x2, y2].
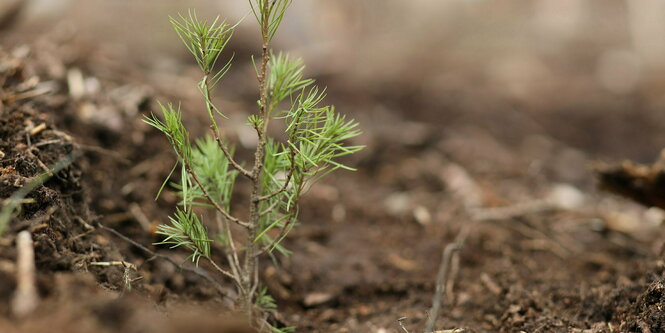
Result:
[144, 2, 362, 330]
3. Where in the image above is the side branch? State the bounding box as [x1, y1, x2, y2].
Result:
[186, 165, 251, 229]
[258, 199, 280, 217]
[97, 223, 234, 299]
[256, 169, 292, 202]
[212, 130, 253, 179]
[205, 256, 242, 287]
[200, 70, 253, 180]
[255, 206, 298, 257]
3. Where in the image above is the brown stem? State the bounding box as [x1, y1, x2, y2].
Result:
[258, 199, 281, 217]
[242, 0, 273, 321]
[206, 256, 243, 289]
[213, 132, 253, 179]
[218, 212, 242, 282]
[199, 33, 252, 180]
[187, 166, 250, 228]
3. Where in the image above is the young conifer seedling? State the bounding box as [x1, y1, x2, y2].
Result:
[144, 2, 363, 330]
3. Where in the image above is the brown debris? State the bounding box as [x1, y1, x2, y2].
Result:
[595, 149, 665, 209]
[11, 231, 38, 318]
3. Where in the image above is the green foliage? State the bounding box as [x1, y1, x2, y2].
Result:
[155, 208, 211, 265]
[249, 0, 292, 41]
[170, 10, 234, 77]
[144, 102, 192, 161]
[256, 288, 296, 333]
[177, 136, 239, 210]
[256, 286, 277, 311]
[282, 84, 364, 189]
[254, 139, 294, 254]
[268, 52, 314, 112]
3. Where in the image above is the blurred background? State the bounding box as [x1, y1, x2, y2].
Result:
[4, 1, 665, 331]
[5, 0, 665, 165]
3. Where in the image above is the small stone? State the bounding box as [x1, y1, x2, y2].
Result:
[547, 183, 585, 210]
[384, 192, 411, 216]
[413, 205, 431, 225]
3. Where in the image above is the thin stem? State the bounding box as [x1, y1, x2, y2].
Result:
[424, 225, 471, 333]
[206, 256, 243, 290]
[97, 223, 233, 299]
[259, 199, 280, 217]
[243, 0, 272, 320]
[186, 165, 250, 228]
[218, 212, 243, 283]
[198, 31, 252, 180]
[213, 132, 253, 179]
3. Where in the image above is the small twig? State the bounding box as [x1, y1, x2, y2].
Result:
[213, 133, 253, 179]
[256, 167, 293, 202]
[205, 256, 242, 286]
[28, 123, 47, 136]
[26, 149, 53, 177]
[258, 199, 281, 217]
[425, 225, 471, 333]
[218, 213, 242, 286]
[90, 260, 139, 292]
[74, 216, 95, 231]
[480, 273, 502, 296]
[13, 86, 52, 101]
[97, 223, 234, 299]
[90, 260, 136, 268]
[470, 199, 552, 222]
[445, 251, 460, 305]
[12, 231, 39, 318]
[1, 198, 34, 205]
[32, 139, 61, 148]
[397, 317, 411, 333]
[186, 165, 251, 228]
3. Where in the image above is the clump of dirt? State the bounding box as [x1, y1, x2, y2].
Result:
[0, 42, 251, 332]
[621, 277, 665, 333]
[595, 150, 665, 210]
[0, 45, 127, 298]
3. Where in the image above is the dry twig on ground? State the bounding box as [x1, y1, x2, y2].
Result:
[425, 225, 472, 333]
[12, 231, 39, 318]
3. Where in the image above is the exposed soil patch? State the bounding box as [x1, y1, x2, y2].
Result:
[2, 23, 665, 333]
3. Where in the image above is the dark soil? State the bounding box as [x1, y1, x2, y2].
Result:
[2, 22, 665, 333]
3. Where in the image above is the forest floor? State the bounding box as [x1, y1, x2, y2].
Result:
[2, 27, 665, 333]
